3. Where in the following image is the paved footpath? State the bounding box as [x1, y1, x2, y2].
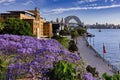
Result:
[77, 36, 114, 77]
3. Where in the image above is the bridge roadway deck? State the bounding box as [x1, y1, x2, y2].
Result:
[77, 36, 114, 77]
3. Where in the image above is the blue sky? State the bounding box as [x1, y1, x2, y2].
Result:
[0, 0, 120, 24]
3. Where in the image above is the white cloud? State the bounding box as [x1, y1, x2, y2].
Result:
[78, 0, 85, 4]
[105, 0, 114, 2]
[110, 0, 114, 1]
[77, 0, 96, 4]
[3, 2, 10, 5]
[0, 0, 15, 3]
[46, 4, 120, 14]
[86, 3, 97, 7]
[88, 0, 96, 2]
[23, 0, 33, 5]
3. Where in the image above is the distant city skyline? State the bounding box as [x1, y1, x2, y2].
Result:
[0, 0, 120, 25]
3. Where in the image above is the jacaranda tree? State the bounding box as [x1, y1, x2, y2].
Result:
[0, 34, 82, 79]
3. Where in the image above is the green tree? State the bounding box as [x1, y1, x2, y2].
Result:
[64, 26, 69, 31]
[68, 40, 78, 52]
[0, 18, 33, 36]
[76, 28, 86, 36]
[71, 30, 79, 44]
[59, 26, 70, 35]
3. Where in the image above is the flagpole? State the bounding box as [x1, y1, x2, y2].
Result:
[103, 51, 104, 61]
[103, 43, 105, 61]
[119, 43, 120, 49]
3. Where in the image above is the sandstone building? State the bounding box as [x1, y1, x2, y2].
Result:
[0, 8, 52, 38]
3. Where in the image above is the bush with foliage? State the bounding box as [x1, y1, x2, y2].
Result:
[102, 73, 112, 80]
[0, 53, 14, 80]
[58, 37, 69, 48]
[112, 73, 120, 80]
[69, 40, 78, 52]
[52, 35, 69, 48]
[71, 30, 79, 39]
[76, 28, 86, 36]
[86, 65, 99, 77]
[0, 18, 33, 36]
[102, 73, 120, 80]
[59, 26, 70, 35]
[47, 60, 77, 80]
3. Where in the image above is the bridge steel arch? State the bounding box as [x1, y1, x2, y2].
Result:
[64, 16, 82, 25]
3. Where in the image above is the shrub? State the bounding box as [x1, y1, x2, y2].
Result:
[86, 65, 99, 77]
[76, 28, 86, 36]
[47, 60, 77, 80]
[102, 73, 120, 80]
[52, 35, 69, 48]
[71, 30, 79, 44]
[69, 40, 78, 52]
[59, 26, 70, 36]
[102, 73, 112, 80]
[0, 53, 14, 80]
[112, 73, 120, 80]
[71, 30, 79, 40]
[0, 18, 33, 36]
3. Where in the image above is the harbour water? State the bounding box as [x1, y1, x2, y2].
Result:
[87, 29, 120, 71]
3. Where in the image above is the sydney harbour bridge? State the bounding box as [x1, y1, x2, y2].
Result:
[64, 16, 83, 27]
[55, 15, 84, 29]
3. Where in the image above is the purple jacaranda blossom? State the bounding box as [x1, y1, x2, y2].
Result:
[82, 73, 96, 80]
[0, 34, 81, 79]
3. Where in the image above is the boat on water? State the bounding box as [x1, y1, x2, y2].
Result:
[98, 29, 101, 32]
[87, 32, 95, 37]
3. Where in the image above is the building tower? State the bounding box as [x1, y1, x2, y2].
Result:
[61, 18, 65, 23]
[56, 18, 60, 23]
[34, 7, 40, 20]
[60, 18, 65, 30]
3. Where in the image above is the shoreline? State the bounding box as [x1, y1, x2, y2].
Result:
[84, 36, 120, 74]
[77, 36, 114, 77]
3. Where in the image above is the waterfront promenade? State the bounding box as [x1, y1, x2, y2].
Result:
[77, 36, 114, 77]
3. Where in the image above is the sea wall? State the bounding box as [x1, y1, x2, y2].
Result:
[84, 35, 120, 73]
